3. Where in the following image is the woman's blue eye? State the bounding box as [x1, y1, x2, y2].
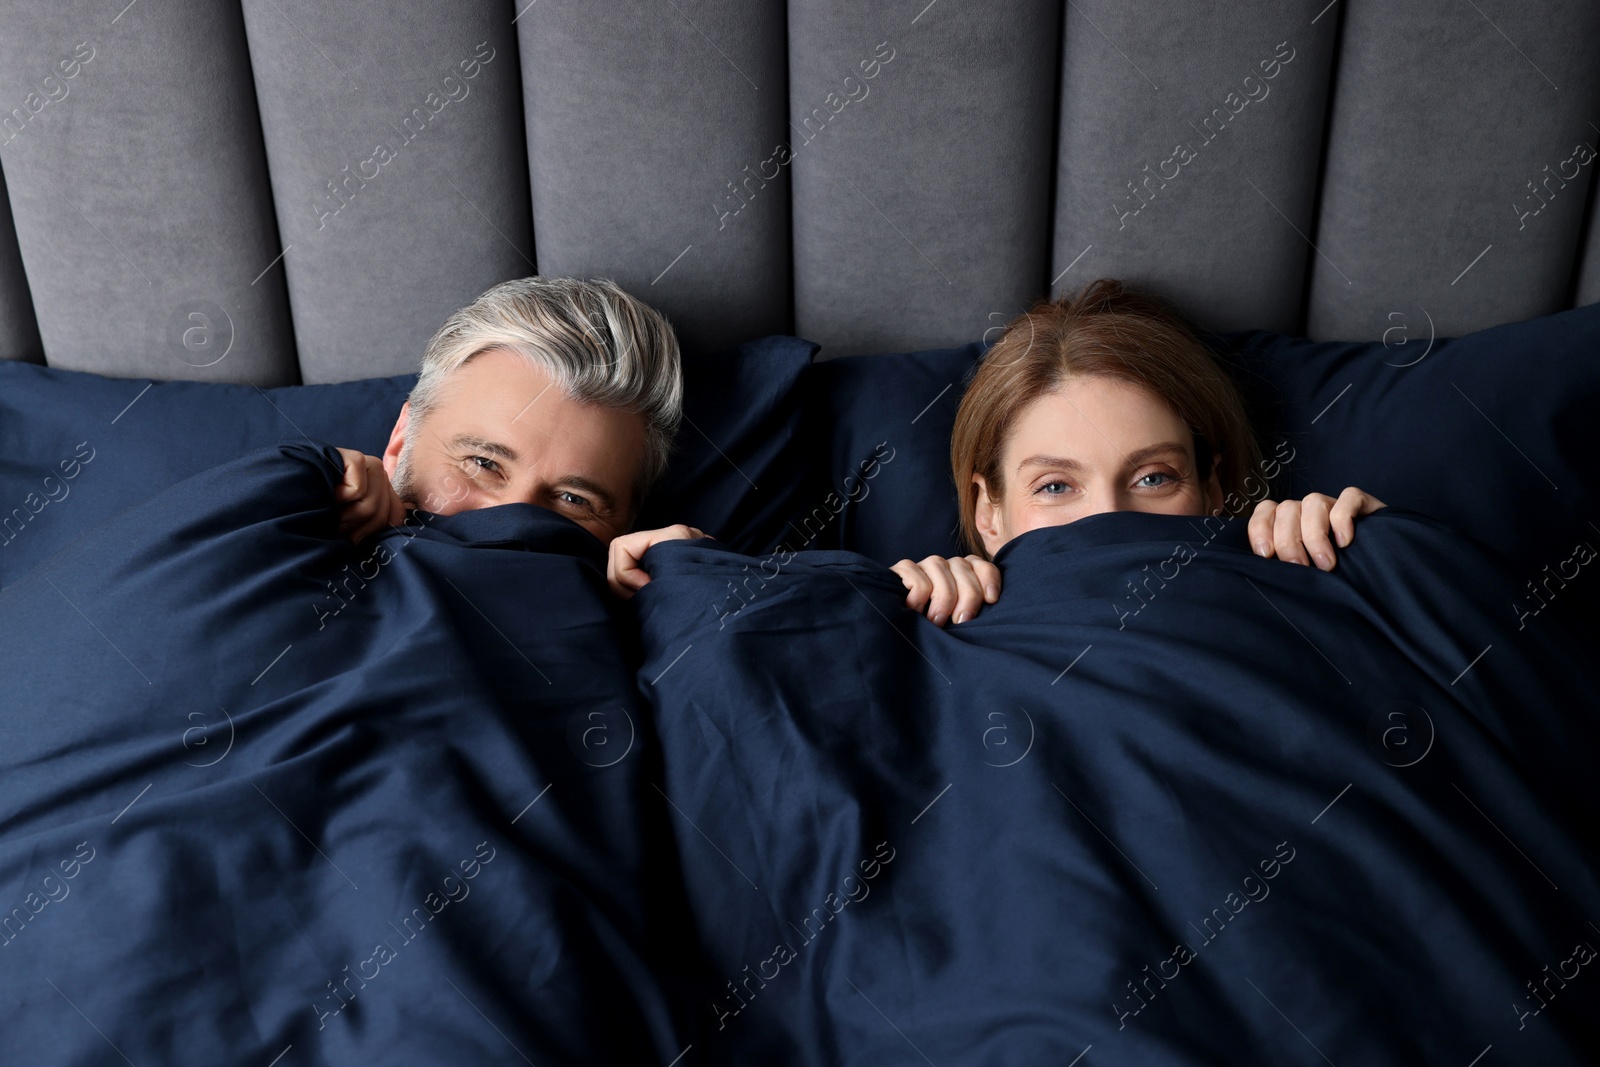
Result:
[1036, 481, 1067, 496]
[1136, 471, 1173, 488]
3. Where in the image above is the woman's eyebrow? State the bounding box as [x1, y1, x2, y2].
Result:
[1016, 454, 1086, 473]
[1015, 442, 1188, 472]
[1123, 442, 1190, 465]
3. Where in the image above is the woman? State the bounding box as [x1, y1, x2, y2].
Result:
[608, 278, 1384, 617]
[889, 278, 1386, 627]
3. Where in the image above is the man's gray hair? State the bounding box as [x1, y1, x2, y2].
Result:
[408, 276, 683, 503]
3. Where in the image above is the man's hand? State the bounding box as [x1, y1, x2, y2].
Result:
[607, 524, 711, 598]
[334, 447, 408, 545]
[1248, 487, 1386, 571]
[891, 554, 1002, 627]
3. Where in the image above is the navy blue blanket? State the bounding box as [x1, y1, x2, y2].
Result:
[633, 509, 1600, 1065]
[0, 442, 694, 1065]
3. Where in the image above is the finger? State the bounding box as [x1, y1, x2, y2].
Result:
[335, 498, 365, 529]
[967, 556, 1002, 602]
[337, 495, 378, 534]
[355, 511, 389, 544]
[1249, 500, 1277, 557]
[334, 448, 359, 496]
[335, 449, 366, 502]
[1298, 493, 1337, 571]
[345, 511, 376, 547]
[1328, 486, 1364, 549]
[947, 559, 987, 624]
[891, 559, 933, 613]
[354, 487, 400, 543]
[607, 542, 644, 598]
[1273, 500, 1310, 565]
[385, 488, 408, 531]
[661, 524, 703, 544]
[1329, 486, 1385, 547]
[920, 555, 958, 626]
[371, 482, 407, 538]
[606, 534, 636, 597]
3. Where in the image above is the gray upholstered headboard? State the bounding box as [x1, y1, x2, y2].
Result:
[0, 0, 1596, 386]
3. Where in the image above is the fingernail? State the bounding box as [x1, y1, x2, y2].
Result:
[932, 613, 947, 626]
[1336, 530, 1349, 547]
[1253, 541, 1270, 556]
[984, 584, 998, 601]
[954, 611, 969, 624]
[1314, 552, 1332, 570]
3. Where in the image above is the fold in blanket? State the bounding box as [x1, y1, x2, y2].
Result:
[0, 442, 696, 1066]
[634, 507, 1600, 1066]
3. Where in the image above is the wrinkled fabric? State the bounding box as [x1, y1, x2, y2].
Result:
[634, 508, 1600, 1066]
[0, 442, 695, 1065]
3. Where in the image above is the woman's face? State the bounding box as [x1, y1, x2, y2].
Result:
[973, 375, 1222, 557]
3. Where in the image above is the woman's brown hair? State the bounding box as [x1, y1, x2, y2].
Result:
[951, 278, 1263, 558]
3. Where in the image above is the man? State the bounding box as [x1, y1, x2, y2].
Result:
[331, 276, 706, 597]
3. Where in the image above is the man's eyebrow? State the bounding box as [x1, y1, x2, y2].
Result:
[447, 434, 519, 462]
[559, 474, 619, 515]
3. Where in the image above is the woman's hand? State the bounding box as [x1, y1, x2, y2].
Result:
[334, 447, 409, 544]
[1248, 487, 1386, 571]
[891, 554, 1002, 627]
[607, 524, 712, 598]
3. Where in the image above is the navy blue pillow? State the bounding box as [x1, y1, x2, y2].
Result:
[0, 368, 414, 590]
[1205, 306, 1600, 626]
[0, 335, 816, 588]
[806, 303, 1600, 625]
[796, 340, 986, 564]
[637, 335, 818, 553]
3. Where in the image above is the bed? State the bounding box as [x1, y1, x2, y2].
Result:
[3, 1, 1599, 1064]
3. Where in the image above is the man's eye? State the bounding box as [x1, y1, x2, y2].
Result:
[467, 455, 501, 475]
[557, 490, 592, 509]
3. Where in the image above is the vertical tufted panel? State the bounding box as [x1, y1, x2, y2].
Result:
[1308, 0, 1600, 341]
[789, 1, 1060, 358]
[1576, 175, 1600, 307]
[1051, 0, 1337, 337]
[0, 0, 1593, 377]
[241, 0, 532, 383]
[0, 0, 297, 384]
[516, 0, 789, 357]
[0, 165, 42, 363]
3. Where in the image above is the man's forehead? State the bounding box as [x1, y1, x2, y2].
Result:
[441, 348, 556, 404]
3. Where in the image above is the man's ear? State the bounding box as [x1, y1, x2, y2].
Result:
[973, 474, 1006, 558]
[382, 401, 411, 478]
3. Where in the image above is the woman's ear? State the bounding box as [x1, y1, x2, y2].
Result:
[973, 474, 1006, 557]
[382, 401, 411, 478]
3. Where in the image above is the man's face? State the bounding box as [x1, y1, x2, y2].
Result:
[382, 347, 647, 544]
